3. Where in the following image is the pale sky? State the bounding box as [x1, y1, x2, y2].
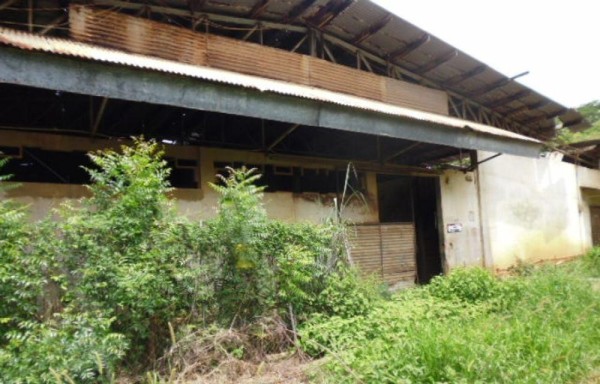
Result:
[372, 0, 599, 108]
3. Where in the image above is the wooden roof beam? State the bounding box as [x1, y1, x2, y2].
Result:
[402, 147, 459, 166]
[352, 14, 392, 45]
[519, 113, 551, 126]
[519, 108, 568, 125]
[468, 71, 529, 98]
[284, 0, 318, 23]
[505, 100, 551, 117]
[385, 142, 421, 162]
[442, 65, 486, 87]
[187, 0, 207, 13]
[249, 0, 272, 18]
[485, 90, 531, 109]
[468, 78, 510, 98]
[0, 0, 18, 11]
[307, 0, 354, 28]
[387, 33, 430, 61]
[562, 117, 585, 128]
[415, 49, 457, 75]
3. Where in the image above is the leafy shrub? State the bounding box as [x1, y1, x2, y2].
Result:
[43, 140, 205, 361]
[206, 167, 275, 324]
[427, 267, 501, 303]
[583, 246, 600, 277]
[305, 265, 600, 384]
[0, 311, 127, 384]
[0, 161, 45, 339]
[314, 269, 380, 319]
[300, 288, 484, 358]
[426, 266, 524, 311]
[1, 139, 378, 379]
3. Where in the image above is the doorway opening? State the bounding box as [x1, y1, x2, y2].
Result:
[377, 174, 444, 284]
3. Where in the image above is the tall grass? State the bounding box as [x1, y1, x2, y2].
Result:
[301, 259, 600, 383]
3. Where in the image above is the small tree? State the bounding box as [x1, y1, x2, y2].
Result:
[209, 167, 275, 324]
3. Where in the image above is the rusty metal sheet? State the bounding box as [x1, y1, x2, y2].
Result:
[381, 223, 416, 282]
[309, 57, 383, 101]
[68, 6, 449, 115]
[207, 34, 310, 85]
[70, 5, 207, 66]
[351, 225, 382, 277]
[384, 78, 448, 116]
[351, 223, 416, 287]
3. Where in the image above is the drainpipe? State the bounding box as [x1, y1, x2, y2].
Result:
[472, 151, 493, 270]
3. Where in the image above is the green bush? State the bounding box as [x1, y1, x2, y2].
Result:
[0, 311, 127, 384]
[1, 139, 378, 378]
[304, 265, 600, 384]
[583, 246, 600, 277]
[45, 140, 204, 361]
[314, 269, 380, 319]
[0, 159, 46, 339]
[427, 267, 501, 303]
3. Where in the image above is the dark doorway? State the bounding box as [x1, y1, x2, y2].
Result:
[376, 174, 443, 284]
[412, 178, 443, 283]
[591, 207, 600, 246]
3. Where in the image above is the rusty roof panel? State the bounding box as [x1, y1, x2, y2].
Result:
[309, 57, 384, 100]
[70, 5, 208, 66]
[207, 34, 310, 84]
[68, 5, 449, 115]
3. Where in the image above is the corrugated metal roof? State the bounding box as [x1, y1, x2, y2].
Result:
[0, 27, 539, 145]
[90, 0, 581, 136]
[0, 0, 585, 136]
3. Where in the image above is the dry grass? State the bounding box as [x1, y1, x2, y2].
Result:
[186, 354, 318, 384]
[143, 314, 318, 383]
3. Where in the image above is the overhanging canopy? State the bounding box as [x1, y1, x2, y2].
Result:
[0, 29, 542, 158]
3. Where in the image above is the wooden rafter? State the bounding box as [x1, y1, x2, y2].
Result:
[415, 49, 457, 75]
[518, 113, 549, 126]
[0, 0, 17, 11]
[468, 71, 529, 98]
[91, 97, 109, 136]
[307, 0, 354, 28]
[352, 14, 392, 45]
[40, 15, 67, 35]
[385, 142, 421, 162]
[442, 65, 486, 87]
[505, 100, 551, 117]
[485, 90, 531, 109]
[188, 0, 207, 13]
[249, 0, 271, 18]
[387, 34, 430, 61]
[267, 124, 300, 151]
[284, 0, 318, 23]
[468, 78, 511, 98]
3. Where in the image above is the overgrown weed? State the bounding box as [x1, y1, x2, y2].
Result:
[302, 265, 600, 383]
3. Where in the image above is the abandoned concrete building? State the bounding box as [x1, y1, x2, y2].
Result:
[0, 0, 597, 287]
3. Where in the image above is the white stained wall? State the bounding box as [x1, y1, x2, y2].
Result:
[440, 151, 600, 271]
[476, 151, 592, 269]
[439, 170, 484, 270]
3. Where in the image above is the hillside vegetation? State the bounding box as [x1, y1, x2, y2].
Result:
[558, 100, 600, 143]
[302, 257, 600, 383]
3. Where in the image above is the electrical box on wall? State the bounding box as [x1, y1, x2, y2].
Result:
[447, 223, 463, 233]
